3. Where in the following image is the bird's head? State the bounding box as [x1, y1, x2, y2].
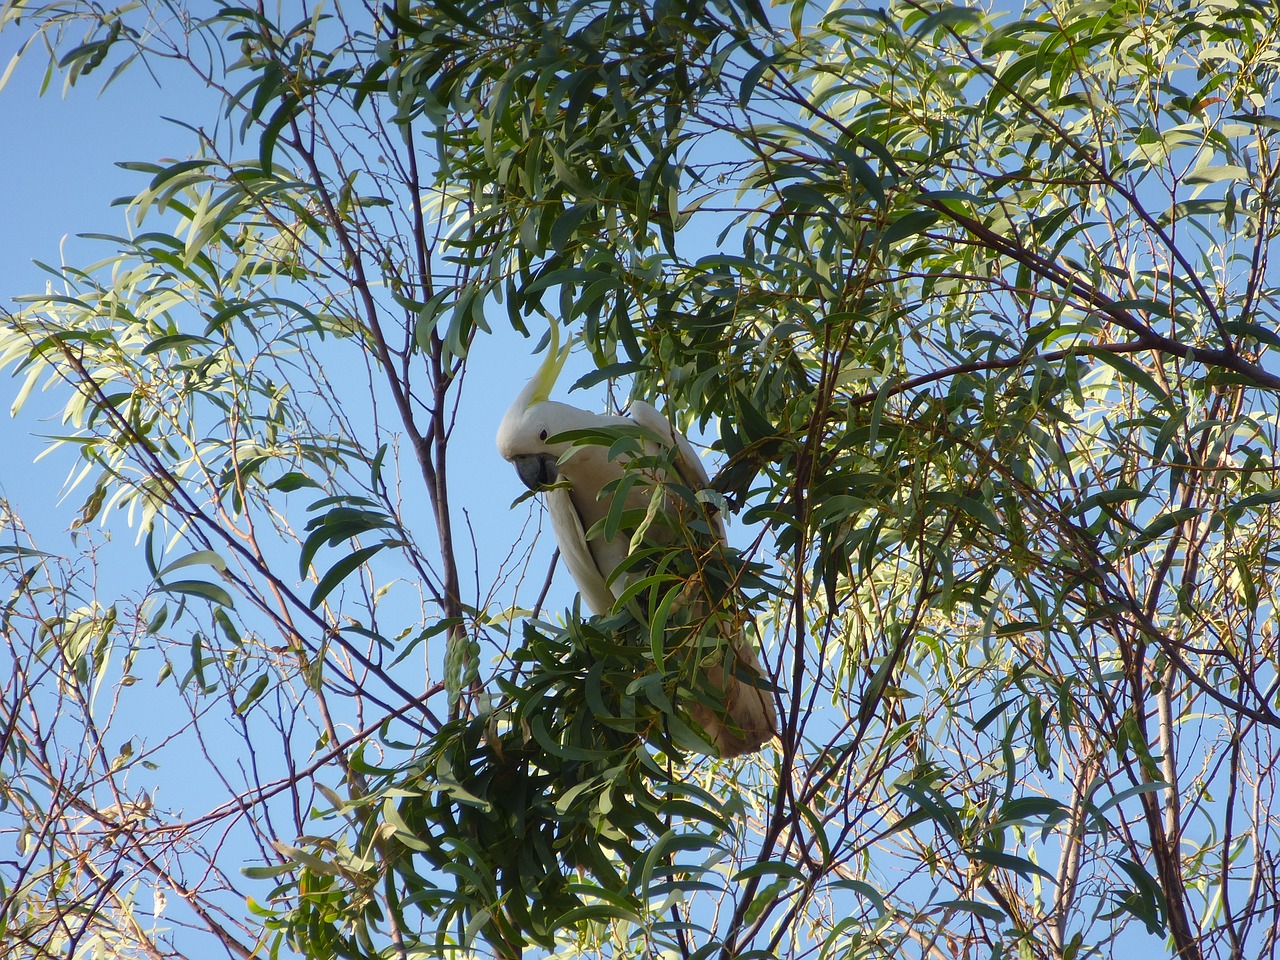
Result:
[496, 319, 577, 491]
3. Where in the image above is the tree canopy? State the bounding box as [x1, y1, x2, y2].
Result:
[3, 0, 1280, 958]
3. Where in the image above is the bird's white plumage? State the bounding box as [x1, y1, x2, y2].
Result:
[542, 483, 615, 615]
[496, 322, 777, 757]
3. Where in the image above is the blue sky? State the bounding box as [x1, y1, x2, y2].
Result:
[0, 28, 569, 573]
[0, 34, 214, 514]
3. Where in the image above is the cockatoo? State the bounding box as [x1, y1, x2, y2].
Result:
[496, 322, 777, 757]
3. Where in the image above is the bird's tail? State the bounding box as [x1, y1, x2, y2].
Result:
[686, 639, 777, 758]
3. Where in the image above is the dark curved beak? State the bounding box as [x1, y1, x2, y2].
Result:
[511, 454, 558, 491]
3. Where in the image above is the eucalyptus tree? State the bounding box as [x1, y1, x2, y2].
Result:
[2, 1, 1279, 958]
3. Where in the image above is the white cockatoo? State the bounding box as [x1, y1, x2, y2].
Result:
[496, 322, 777, 757]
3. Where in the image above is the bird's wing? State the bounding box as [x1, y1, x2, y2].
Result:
[542, 483, 618, 617]
[628, 400, 726, 541]
[629, 400, 776, 757]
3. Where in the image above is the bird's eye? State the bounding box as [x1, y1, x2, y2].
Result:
[538, 429, 548, 441]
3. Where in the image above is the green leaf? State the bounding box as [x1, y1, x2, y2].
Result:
[156, 550, 229, 579]
[270, 472, 321, 492]
[309, 542, 390, 609]
[967, 847, 1055, 883]
[235, 672, 270, 714]
[159, 579, 235, 608]
[1081, 349, 1170, 405]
